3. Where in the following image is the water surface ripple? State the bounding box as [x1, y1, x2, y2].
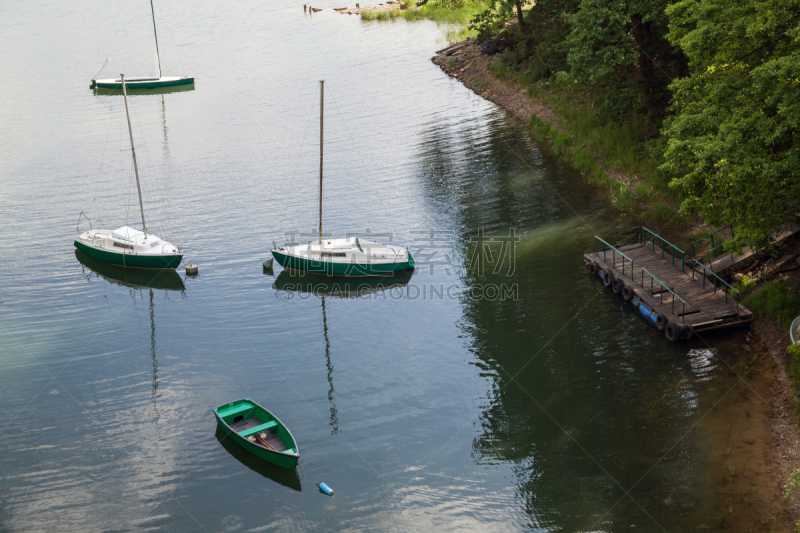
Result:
[1, 1, 743, 531]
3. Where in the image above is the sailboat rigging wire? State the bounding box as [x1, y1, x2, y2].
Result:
[131, 101, 179, 246]
[90, 103, 117, 224]
[92, 59, 108, 82]
[327, 87, 400, 242]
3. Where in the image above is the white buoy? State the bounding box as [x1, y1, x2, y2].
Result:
[185, 263, 199, 276]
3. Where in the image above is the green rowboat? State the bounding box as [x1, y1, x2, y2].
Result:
[214, 399, 300, 470]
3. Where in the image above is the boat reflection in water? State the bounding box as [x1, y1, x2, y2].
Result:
[272, 270, 413, 436]
[215, 427, 302, 491]
[271, 270, 413, 299]
[76, 249, 185, 425]
[76, 249, 186, 292]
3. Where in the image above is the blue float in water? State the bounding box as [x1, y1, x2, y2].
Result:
[318, 482, 334, 496]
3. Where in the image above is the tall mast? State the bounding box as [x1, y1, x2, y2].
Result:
[318, 80, 324, 245]
[121, 74, 148, 236]
[150, 0, 162, 79]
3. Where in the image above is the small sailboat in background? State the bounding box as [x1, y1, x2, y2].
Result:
[271, 81, 415, 277]
[75, 74, 183, 270]
[91, 0, 194, 90]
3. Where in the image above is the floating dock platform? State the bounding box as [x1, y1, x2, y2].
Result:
[584, 228, 752, 341]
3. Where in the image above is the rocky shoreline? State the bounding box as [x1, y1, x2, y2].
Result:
[432, 38, 560, 126]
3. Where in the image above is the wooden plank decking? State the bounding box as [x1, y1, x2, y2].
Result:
[584, 241, 752, 337]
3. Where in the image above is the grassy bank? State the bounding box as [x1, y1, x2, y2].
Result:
[527, 115, 637, 213]
[743, 282, 800, 331]
[485, 55, 688, 225]
[361, 0, 488, 40]
[523, 100, 685, 225]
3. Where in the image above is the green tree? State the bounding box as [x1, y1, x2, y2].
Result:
[661, 0, 800, 250]
[470, 0, 526, 39]
[566, 0, 685, 119]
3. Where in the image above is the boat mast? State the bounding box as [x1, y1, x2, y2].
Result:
[121, 74, 148, 236]
[150, 0, 162, 79]
[318, 80, 324, 245]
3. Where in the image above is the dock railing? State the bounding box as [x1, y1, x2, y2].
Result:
[595, 237, 634, 278]
[642, 227, 686, 272]
[691, 259, 740, 307]
[691, 225, 734, 261]
[641, 267, 687, 322]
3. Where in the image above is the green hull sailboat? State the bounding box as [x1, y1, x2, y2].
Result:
[90, 0, 193, 90]
[76, 249, 184, 290]
[271, 80, 414, 277]
[75, 234, 182, 270]
[272, 237, 414, 277]
[214, 399, 300, 470]
[75, 74, 183, 270]
[92, 76, 194, 90]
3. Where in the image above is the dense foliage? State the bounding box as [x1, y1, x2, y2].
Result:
[566, 0, 686, 119]
[661, 0, 800, 249]
[471, 0, 799, 249]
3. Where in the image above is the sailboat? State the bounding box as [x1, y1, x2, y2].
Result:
[270, 81, 415, 277]
[75, 74, 183, 270]
[91, 0, 194, 90]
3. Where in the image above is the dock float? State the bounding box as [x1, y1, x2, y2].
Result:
[584, 227, 753, 341]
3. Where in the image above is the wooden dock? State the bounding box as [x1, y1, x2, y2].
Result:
[584, 229, 752, 341]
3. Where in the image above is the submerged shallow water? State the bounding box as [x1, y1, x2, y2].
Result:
[1, 1, 751, 531]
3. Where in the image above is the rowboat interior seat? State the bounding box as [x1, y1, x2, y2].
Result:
[230, 416, 289, 452]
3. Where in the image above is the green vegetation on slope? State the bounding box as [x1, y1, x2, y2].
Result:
[471, 0, 798, 246]
[742, 282, 800, 331]
[371, 0, 800, 247]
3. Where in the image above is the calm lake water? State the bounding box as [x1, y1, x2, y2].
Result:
[1, 1, 749, 531]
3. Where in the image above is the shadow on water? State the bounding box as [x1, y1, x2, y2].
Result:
[214, 427, 302, 492]
[75, 249, 185, 292]
[270, 269, 415, 434]
[76, 250, 186, 426]
[411, 111, 721, 530]
[271, 270, 412, 299]
[321, 296, 338, 435]
[270, 269, 414, 435]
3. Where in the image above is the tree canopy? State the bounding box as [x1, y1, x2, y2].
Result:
[566, 0, 685, 119]
[472, 0, 800, 249]
[661, 0, 800, 249]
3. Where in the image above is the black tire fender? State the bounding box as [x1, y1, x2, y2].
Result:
[656, 314, 668, 331]
[665, 321, 680, 342]
[679, 324, 693, 341]
[622, 285, 634, 301]
[590, 261, 599, 275]
[603, 270, 614, 287]
[612, 277, 625, 294]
